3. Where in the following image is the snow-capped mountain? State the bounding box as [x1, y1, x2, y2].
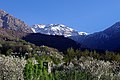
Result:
[78, 32, 88, 35]
[31, 24, 87, 37]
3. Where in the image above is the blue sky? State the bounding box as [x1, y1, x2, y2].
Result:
[1, 0, 120, 33]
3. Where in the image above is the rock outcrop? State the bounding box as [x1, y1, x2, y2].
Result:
[0, 9, 33, 33]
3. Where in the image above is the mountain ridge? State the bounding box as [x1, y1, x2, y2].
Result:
[31, 24, 87, 37]
[1, 9, 120, 52]
[22, 33, 80, 51]
[0, 9, 80, 51]
[0, 9, 33, 33]
[70, 21, 120, 52]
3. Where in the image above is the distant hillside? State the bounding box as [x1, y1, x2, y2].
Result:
[71, 22, 120, 52]
[22, 33, 80, 51]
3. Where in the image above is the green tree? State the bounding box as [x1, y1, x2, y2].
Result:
[64, 48, 75, 65]
[75, 49, 81, 60]
[24, 59, 34, 80]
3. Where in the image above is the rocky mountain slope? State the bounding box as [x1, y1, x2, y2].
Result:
[0, 27, 27, 41]
[0, 9, 80, 51]
[0, 9, 33, 33]
[31, 24, 87, 37]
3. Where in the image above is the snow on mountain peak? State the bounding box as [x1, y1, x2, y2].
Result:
[78, 32, 88, 35]
[31, 24, 87, 37]
[34, 24, 46, 28]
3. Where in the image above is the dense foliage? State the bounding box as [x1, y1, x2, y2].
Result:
[0, 55, 26, 80]
[24, 58, 95, 80]
[24, 59, 51, 80]
[64, 48, 120, 64]
[1, 39, 120, 80]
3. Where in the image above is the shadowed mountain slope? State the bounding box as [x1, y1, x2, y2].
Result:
[22, 33, 80, 51]
[70, 22, 120, 52]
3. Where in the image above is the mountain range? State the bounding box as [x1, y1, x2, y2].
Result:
[70, 22, 120, 52]
[1, 9, 120, 52]
[0, 9, 80, 51]
[31, 24, 87, 37]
